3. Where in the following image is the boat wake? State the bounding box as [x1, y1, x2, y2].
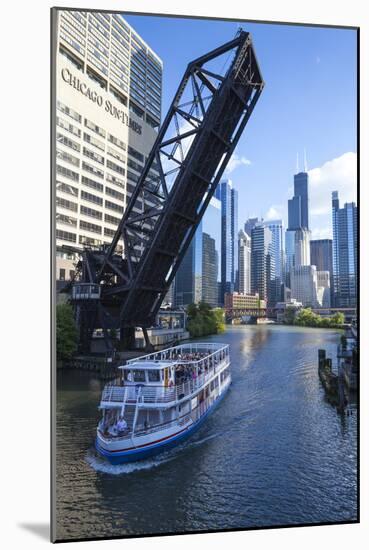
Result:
[85, 447, 179, 475]
[85, 430, 222, 475]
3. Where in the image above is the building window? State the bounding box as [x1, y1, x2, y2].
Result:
[83, 132, 105, 151]
[83, 146, 104, 165]
[107, 146, 126, 164]
[56, 116, 81, 138]
[79, 235, 102, 246]
[127, 170, 139, 184]
[105, 213, 121, 225]
[82, 161, 104, 179]
[105, 187, 124, 201]
[105, 200, 123, 214]
[56, 229, 77, 243]
[106, 173, 124, 188]
[56, 164, 79, 182]
[106, 159, 125, 176]
[59, 268, 66, 280]
[80, 220, 102, 234]
[56, 132, 80, 152]
[80, 205, 102, 220]
[104, 227, 116, 238]
[81, 190, 103, 206]
[56, 197, 78, 212]
[56, 181, 78, 198]
[129, 101, 144, 119]
[81, 175, 103, 193]
[127, 158, 143, 173]
[56, 149, 80, 168]
[108, 133, 126, 151]
[84, 118, 106, 138]
[57, 101, 82, 123]
[56, 213, 77, 227]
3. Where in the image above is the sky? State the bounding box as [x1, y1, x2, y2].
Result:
[124, 14, 357, 239]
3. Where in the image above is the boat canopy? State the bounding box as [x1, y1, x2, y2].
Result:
[118, 360, 178, 371]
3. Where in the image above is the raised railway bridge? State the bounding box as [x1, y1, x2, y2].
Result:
[67, 30, 265, 353]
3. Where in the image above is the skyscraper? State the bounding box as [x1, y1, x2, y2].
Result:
[174, 196, 221, 307]
[55, 11, 163, 281]
[332, 191, 357, 307]
[216, 180, 238, 303]
[202, 233, 218, 307]
[238, 229, 251, 294]
[231, 187, 239, 291]
[251, 224, 275, 304]
[284, 229, 296, 288]
[263, 219, 284, 301]
[310, 239, 333, 304]
[293, 171, 309, 230]
[286, 168, 310, 287]
[244, 217, 261, 237]
[288, 169, 309, 231]
[174, 221, 203, 306]
[294, 228, 311, 267]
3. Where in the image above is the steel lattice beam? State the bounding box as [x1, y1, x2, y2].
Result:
[72, 30, 264, 351]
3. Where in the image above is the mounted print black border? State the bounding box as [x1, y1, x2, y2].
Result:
[50, 6, 360, 543]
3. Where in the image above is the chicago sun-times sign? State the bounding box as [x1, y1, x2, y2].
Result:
[61, 67, 143, 135]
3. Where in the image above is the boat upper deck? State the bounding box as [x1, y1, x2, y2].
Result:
[100, 343, 230, 409]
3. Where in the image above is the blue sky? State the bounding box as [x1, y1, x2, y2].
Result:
[124, 14, 357, 239]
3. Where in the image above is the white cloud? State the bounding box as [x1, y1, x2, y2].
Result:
[264, 205, 284, 221]
[308, 151, 357, 237]
[225, 152, 251, 175]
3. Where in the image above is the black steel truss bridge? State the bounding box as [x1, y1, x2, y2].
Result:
[69, 30, 264, 352]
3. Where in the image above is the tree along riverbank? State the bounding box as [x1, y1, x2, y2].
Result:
[283, 307, 345, 329]
[186, 302, 225, 338]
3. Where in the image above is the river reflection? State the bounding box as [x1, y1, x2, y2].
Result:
[55, 325, 357, 540]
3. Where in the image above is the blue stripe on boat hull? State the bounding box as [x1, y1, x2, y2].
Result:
[95, 383, 230, 465]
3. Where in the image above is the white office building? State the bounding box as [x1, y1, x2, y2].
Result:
[317, 270, 331, 308]
[54, 10, 163, 280]
[294, 228, 311, 267]
[290, 265, 319, 307]
[238, 229, 251, 295]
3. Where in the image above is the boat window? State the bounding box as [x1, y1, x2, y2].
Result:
[132, 370, 146, 382]
[148, 370, 160, 382]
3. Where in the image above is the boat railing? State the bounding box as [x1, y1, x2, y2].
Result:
[100, 356, 230, 406]
[126, 343, 230, 368]
[98, 378, 231, 443]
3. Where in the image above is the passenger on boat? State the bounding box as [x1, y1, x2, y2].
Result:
[116, 416, 128, 435]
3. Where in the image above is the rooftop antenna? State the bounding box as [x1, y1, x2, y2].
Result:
[296, 152, 299, 173]
[304, 148, 308, 172]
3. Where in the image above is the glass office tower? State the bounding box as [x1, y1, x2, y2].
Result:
[215, 179, 238, 304]
[332, 191, 357, 307]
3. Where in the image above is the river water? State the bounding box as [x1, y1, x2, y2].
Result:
[55, 325, 357, 541]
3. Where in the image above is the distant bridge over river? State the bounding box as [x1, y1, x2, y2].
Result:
[224, 307, 357, 323]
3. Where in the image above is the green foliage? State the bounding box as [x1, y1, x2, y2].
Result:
[283, 307, 296, 325]
[293, 308, 344, 329]
[186, 302, 225, 337]
[56, 303, 78, 361]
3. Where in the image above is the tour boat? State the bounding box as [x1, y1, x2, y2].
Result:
[95, 343, 231, 464]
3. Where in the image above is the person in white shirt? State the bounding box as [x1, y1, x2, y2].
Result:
[116, 417, 128, 434]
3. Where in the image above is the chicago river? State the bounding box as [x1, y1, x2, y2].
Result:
[56, 325, 357, 540]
